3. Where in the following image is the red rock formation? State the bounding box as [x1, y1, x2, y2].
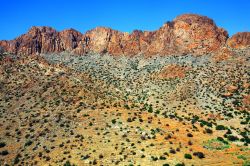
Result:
[59, 28, 83, 51]
[0, 14, 233, 56]
[0, 27, 61, 55]
[145, 14, 228, 56]
[0, 27, 85, 55]
[83, 27, 123, 55]
[158, 64, 190, 79]
[171, 14, 228, 55]
[227, 32, 250, 49]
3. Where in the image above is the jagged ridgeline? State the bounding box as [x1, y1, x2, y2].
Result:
[0, 14, 250, 57]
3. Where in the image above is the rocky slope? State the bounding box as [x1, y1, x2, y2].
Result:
[227, 32, 250, 49]
[0, 50, 249, 165]
[1, 14, 249, 57]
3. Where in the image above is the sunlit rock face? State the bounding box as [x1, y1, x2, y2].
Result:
[1, 13, 246, 57]
[227, 32, 250, 49]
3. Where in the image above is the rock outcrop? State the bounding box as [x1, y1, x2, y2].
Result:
[59, 28, 83, 52]
[158, 64, 190, 79]
[145, 14, 228, 56]
[227, 32, 250, 49]
[1, 14, 247, 57]
[0, 27, 85, 55]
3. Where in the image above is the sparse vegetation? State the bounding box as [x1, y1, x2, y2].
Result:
[0, 51, 249, 165]
[203, 139, 230, 150]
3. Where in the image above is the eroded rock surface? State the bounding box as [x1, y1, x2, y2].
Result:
[227, 32, 250, 49]
[0, 14, 233, 56]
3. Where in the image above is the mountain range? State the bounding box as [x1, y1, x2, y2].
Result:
[0, 13, 249, 166]
[0, 14, 249, 57]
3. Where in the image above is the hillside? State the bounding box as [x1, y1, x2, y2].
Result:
[0, 48, 249, 165]
[0, 13, 249, 166]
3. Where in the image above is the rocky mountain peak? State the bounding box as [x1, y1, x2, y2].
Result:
[0, 14, 249, 56]
[173, 14, 215, 25]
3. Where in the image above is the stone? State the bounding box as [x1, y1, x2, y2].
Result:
[227, 32, 250, 49]
[0, 14, 241, 57]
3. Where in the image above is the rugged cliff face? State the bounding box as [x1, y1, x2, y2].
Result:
[0, 27, 81, 55]
[227, 32, 250, 49]
[0, 14, 249, 56]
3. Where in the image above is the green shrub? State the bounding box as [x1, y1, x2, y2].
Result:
[193, 152, 205, 159]
[243, 160, 250, 166]
[216, 125, 227, 130]
[159, 156, 166, 160]
[227, 135, 239, 142]
[124, 104, 130, 109]
[169, 149, 176, 154]
[205, 128, 213, 134]
[163, 164, 170, 166]
[226, 129, 232, 134]
[24, 140, 33, 147]
[237, 155, 247, 160]
[14, 154, 20, 164]
[151, 156, 158, 161]
[148, 105, 153, 113]
[127, 118, 133, 122]
[64, 161, 72, 166]
[155, 110, 160, 114]
[111, 119, 116, 124]
[82, 154, 90, 160]
[0, 142, 6, 148]
[199, 120, 212, 127]
[0, 150, 9, 156]
[191, 115, 199, 124]
[217, 137, 228, 144]
[184, 153, 192, 159]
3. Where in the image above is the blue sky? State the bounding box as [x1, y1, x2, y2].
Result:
[1, 0, 250, 40]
